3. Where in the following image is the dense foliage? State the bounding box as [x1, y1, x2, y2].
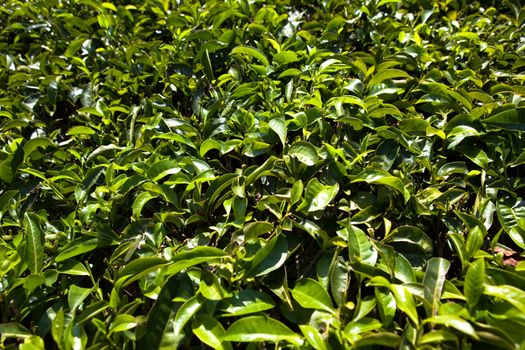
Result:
[1, 0, 525, 348]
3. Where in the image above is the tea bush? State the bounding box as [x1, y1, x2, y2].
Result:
[1, 0, 525, 349]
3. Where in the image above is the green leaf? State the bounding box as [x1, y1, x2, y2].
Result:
[268, 117, 287, 146]
[497, 197, 525, 249]
[423, 316, 478, 340]
[437, 161, 468, 177]
[291, 278, 335, 313]
[85, 144, 121, 164]
[369, 277, 419, 326]
[419, 330, 459, 346]
[64, 37, 87, 57]
[218, 289, 275, 317]
[66, 126, 96, 136]
[23, 138, 54, 158]
[299, 325, 328, 350]
[138, 274, 193, 349]
[23, 213, 44, 274]
[290, 180, 303, 205]
[447, 233, 468, 271]
[116, 257, 168, 287]
[288, 141, 319, 166]
[279, 68, 302, 78]
[330, 259, 349, 307]
[375, 288, 396, 326]
[75, 165, 105, 203]
[242, 221, 274, 242]
[464, 259, 485, 308]
[345, 317, 382, 336]
[328, 96, 367, 114]
[244, 234, 288, 278]
[352, 169, 410, 203]
[391, 284, 419, 326]
[132, 191, 156, 220]
[273, 50, 300, 66]
[297, 178, 339, 212]
[0, 140, 23, 184]
[223, 316, 303, 346]
[171, 247, 227, 264]
[369, 69, 410, 86]
[199, 269, 231, 301]
[51, 308, 65, 344]
[423, 257, 450, 316]
[394, 253, 416, 283]
[68, 285, 92, 312]
[57, 261, 90, 276]
[354, 333, 401, 348]
[202, 49, 214, 81]
[483, 284, 525, 313]
[20, 335, 45, 350]
[231, 46, 269, 66]
[244, 156, 278, 186]
[109, 314, 137, 334]
[162, 247, 227, 278]
[293, 218, 330, 246]
[482, 107, 525, 131]
[383, 226, 433, 267]
[55, 237, 112, 262]
[148, 160, 181, 181]
[0, 323, 32, 339]
[348, 225, 378, 266]
[192, 315, 232, 350]
[76, 300, 109, 324]
[162, 295, 203, 347]
[200, 139, 224, 157]
[377, 0, 401, 6]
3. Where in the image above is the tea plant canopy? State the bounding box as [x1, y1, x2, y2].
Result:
[1, 0, 525, 349]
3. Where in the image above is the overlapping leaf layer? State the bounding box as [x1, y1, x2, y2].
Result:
[1, 0, 525, 349]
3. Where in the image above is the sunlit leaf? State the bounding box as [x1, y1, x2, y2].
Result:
[291, 278, 335, 313]
[23, 213, 44, 274]
[464, 259, 485, 308]
[231, 46, 269, 66]
[423, 258, 450, 316]
[482, 108, 525, 131]
[192, 315, 232, 350]
[223, 316, 302, 345]
[288, 141, 318, 166]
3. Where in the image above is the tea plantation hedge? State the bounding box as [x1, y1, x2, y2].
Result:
[1, 0, 525, 349]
